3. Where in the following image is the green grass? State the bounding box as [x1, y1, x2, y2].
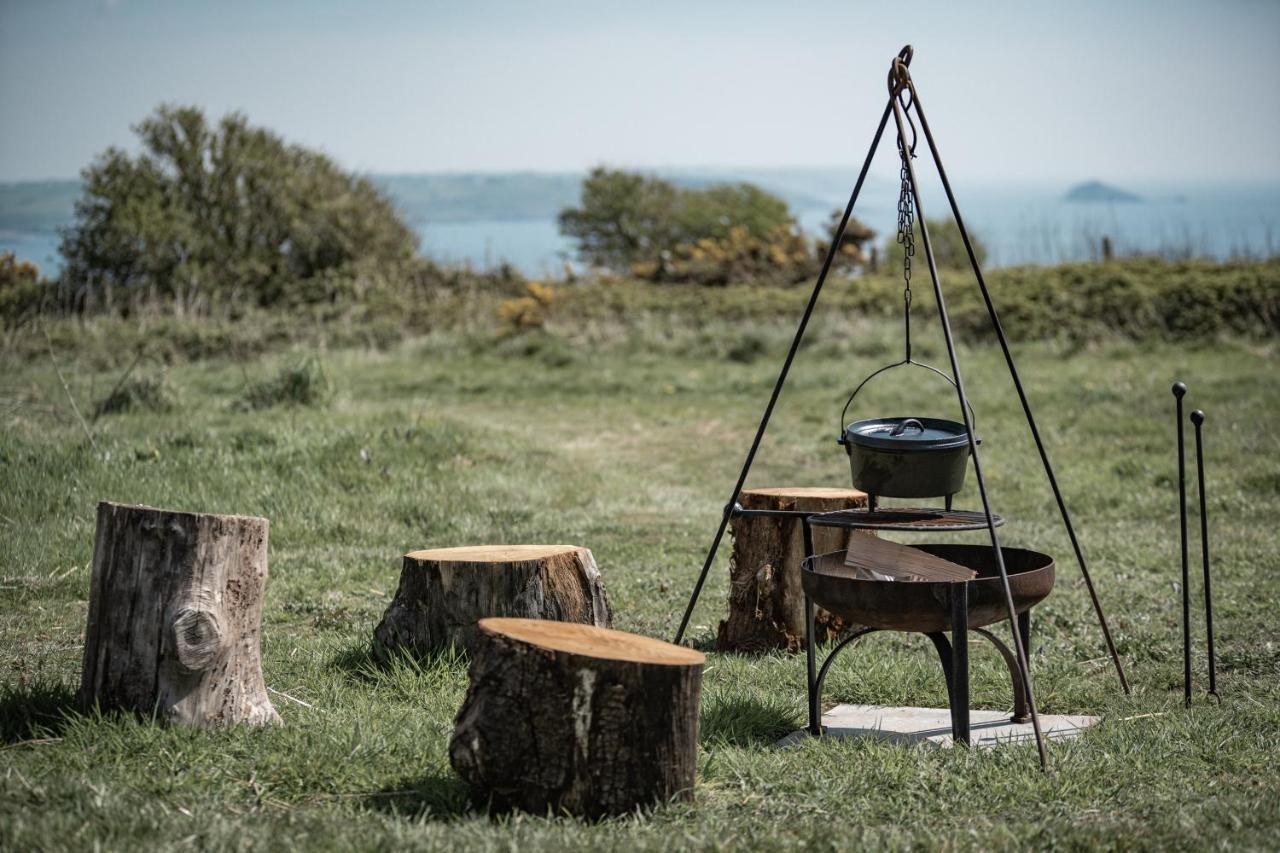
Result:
[2, 315, 1279, 850]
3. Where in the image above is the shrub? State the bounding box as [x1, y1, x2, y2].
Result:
[726, 330, 770, 363]
[497, 281, 560, 329]
[881, 217, 987, 272]
[493, 328, 576, 367]
[558, 168, 681, 270]
[816, 209, 877, 271]
[0, 251, 50, 327]
[634, 224, 818, 286]
[560, 168, 878, 285]
[92, 374, 177, 417]
[237, 357, 332, 410]
[551, 258, 1280, 345]
[558, 167, 799, 272]
[58, 105, 417, 314]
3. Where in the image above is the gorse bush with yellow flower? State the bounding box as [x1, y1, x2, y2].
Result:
[631, 224, 816, 286]
[0, 251, 50, 327]
[498, 281, 560, 329]
[559, 167, 875, 286]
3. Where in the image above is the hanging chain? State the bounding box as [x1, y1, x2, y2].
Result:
[895, 90, 918, 362]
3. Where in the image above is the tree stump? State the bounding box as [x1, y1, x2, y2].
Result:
[450, 617, 704, 818]
[374, 545, 611, 656]
[79, 501, 280, 727]
[716, 486, 869, 653]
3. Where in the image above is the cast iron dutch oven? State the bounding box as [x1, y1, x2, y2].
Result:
[839, 415, 973, 499]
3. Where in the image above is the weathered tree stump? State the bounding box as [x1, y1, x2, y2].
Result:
[716, 486, 869, 653]
[450, 617, 704, 818]
[374, 545, 611, 656]
[79, 501, 280, 727]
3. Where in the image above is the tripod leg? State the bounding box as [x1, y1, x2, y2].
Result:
[890, 90, 1047, 769]
[907, 82, 1131, 695]
[672, 92, 899, 645]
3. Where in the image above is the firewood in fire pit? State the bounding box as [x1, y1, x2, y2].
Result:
[843, 533, 977, 582]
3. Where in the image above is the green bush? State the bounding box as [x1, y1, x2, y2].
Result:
[7, 259, 1275, 369]
[633, 224, 820, 286]
[553, 258, 1280, 344]
[557, 168, 682, 270]
[58, 105, 417, 314]
[559, 168, 878, 285]
[92, 373, 177, 417]
[237, 357, 332, 410]
[0, 251, 50, 327]
[880, 217, 987, 273]
[558, 167, 800, 272]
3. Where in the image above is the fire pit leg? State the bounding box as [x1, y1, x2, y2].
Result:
[801, 519, 822, 736]
[950, 583, 971, 745]
[973, 627, 1031, 723]
[924, 632, 955, 709]
[805, 592, 821, 736]
[1017, 611, 1032, 670]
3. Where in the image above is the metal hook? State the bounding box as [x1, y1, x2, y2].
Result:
[887, 48, 918, 156]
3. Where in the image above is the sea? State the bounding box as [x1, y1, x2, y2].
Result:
[3, 170, 1278, 278]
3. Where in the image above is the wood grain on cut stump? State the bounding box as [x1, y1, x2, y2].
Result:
[374, 545, 611, 657]
[450, 617, 704, 818]
[79, 501, 280, 727]
[716, 486, 869, 653]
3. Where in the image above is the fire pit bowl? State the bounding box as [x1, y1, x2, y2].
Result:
[802, 543, 1054, 633]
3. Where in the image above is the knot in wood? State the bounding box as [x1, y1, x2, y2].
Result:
[170, 607, 225, 673]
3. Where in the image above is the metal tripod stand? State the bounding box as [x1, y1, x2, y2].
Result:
[672, 45, 1132, 770]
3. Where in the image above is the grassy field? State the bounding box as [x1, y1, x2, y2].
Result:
[2, 309, 1279, 850]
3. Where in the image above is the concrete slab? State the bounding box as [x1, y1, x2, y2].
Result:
[776, 703, 1100, 749]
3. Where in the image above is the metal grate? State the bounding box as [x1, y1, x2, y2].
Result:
[807, 507, 1005, 532]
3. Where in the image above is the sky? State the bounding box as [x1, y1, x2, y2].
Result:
[1, 0, 1278, 185]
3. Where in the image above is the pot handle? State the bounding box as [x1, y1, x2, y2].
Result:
[890, 418, 925, 437]
[837, 359, 977, 441]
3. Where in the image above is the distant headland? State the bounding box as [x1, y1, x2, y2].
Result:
[1064, 180, 1142, 203]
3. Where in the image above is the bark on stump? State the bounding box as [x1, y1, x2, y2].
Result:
[374, 545, 612, 657]
[79, 501, 280, 727]
[716, 486, 869, 653]
[450, 617, 704, 818]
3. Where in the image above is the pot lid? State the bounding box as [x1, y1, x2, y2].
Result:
[843, 416, 970, 451]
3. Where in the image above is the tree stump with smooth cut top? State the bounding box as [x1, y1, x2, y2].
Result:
[79, 501, 280, 727]
[373, 545, 612, 657]
[715, 486, 869, 653]
[449, 617, 704, 818]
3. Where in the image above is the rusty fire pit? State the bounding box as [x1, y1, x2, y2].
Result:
[802, 544, 1055, 633]
[797, 532, 1056, 739]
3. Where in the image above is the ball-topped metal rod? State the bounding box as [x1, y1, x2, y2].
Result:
[1173, 381, 1191, 706]
[1190, 408, 1218, 699]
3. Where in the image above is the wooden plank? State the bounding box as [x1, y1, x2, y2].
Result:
[843, 533, 977, 582]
